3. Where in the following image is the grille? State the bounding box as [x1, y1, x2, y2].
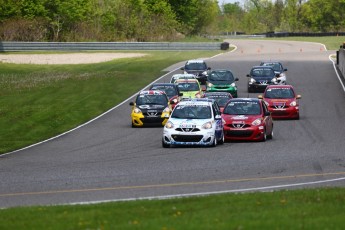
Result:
[175, 128, 200, 132]
[226, 124, 250, 128]
[225, 130, 253, 137]
[172, 135, 203, 142]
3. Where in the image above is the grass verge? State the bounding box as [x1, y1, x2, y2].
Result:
[0, 188, 344, 229]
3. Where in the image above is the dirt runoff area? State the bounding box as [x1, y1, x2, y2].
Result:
[0, 53, 147, 64]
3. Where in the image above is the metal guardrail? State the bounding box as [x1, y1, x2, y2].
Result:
[0, 42, 224, 51]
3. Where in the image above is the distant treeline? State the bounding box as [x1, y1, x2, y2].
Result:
[1, 0, 344, 42]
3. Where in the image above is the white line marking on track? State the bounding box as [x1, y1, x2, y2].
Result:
[65, 176, 345, 206]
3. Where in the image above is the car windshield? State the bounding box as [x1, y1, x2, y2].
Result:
[185, 62, 207, 71]
[264, 88, 294, 99]
[223, 101, 261, 115]
[150, 86, 177, 98]
[261, 63, 282, 72]
[136, 94, 168, 106]
[171, 105, 211, 119]
[251, 68, 275, 78]
[208, 71, 235, 82]
[177, 82, 200, 91]
[207, 96, 230, 107]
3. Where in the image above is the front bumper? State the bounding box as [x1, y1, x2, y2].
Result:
[268, 106, 299, 119]
[207, 86, 238, 97]
[163, 128, 215, 146]
[223, 124, 264, 141]
[131, 112, 169, 127]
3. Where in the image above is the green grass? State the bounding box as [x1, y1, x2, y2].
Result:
[0, 51, 222, 154]
[0, 188, 344, 229]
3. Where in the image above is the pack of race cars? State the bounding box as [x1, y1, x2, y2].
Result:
[129, 59, 301, 147]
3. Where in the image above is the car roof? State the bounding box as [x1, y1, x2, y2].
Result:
[177, 98, 214, 106]
[186, 59, 206, 64]
[204, 92, 232, 97]
[139, 90, 166, 95]
[266, 85, 294, 89]
[251, 65, 275, 69]
[150, 83, 176, 87]
[229, 98, 261, 103]
[171, 73, 196, 78]
[175, 78, 199, 83]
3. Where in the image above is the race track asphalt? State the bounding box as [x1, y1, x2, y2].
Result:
[1, 40, 345, 208]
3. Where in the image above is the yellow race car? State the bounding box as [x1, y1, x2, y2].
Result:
[129, 90, 173, 127]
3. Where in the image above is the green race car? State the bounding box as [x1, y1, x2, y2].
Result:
[206, 69, 239, 97]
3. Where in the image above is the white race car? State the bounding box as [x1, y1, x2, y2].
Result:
[162, 99, 224, 147]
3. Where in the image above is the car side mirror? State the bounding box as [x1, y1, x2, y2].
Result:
[180, 67, 185, 70]
[207, 67, 211, 70]
[284, 68, 288, 71]
[296, 95, 302, 99]
[246, 74, 250, 77]
[129, 102, 134, 106]
[265, 111, 271, 116]
[235, 78, 239, 81]
[179, 92, 183, 96]
[258, 95, 263, 99]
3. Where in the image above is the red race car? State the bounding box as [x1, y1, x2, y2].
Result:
[222, 98, 273, 142]
[258, 85, 301, 120]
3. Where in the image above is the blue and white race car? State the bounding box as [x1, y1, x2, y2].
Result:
[162, 99, 224, 147]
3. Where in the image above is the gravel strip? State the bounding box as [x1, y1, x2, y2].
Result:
[0, 53, 147, 64]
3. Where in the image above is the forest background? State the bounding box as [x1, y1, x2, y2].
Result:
[0, 0, 344, 42]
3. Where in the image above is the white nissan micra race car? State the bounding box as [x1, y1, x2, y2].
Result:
[162, 99, 224, 147]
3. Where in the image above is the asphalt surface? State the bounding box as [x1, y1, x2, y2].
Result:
[1, 40, 345, 208]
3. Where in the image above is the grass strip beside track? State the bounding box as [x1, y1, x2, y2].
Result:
[0, 188, 345, 229]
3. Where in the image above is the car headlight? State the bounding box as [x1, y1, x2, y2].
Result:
[252, 118, 262, 126]
[290, 101, 297, 106]
[202, 121, 212, 129]
[271, 77, 277, 83]
[230, 83, 236, 87]
[163, 107, 170, 113]
[165, 121, 174, 129]
[133, 107, 142, 113]
[202, 71, 207, 75]
[207, 82, 214, 87]
[249, 78, 256, 83]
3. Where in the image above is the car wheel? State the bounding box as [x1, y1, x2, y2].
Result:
[211, 135, 217, 147]
[218, 132, 225, 145]
[162, 138, 170, 148]
[267, 129, 273, 139]
[261, 129, 267, 142]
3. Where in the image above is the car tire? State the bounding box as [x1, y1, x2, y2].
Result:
[267, 129, 273, 139]
[162, 138, 170, 148]
[211, 135, 217, 147]
[218, 132, 224, 145]
[261, 129, 267, 142]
